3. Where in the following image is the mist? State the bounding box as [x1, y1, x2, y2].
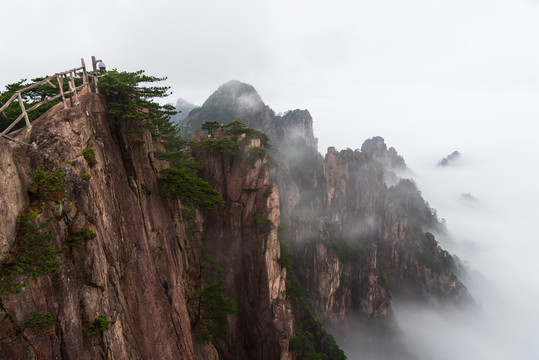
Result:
[395, 137, 539, 360]
[324, 92, 539, 359]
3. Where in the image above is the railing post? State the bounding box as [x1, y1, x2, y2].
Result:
[17, 92, 31, 128]
[81, 58, 89, 92]
[57, 76, 68, 109]
[69, 72, 80, 105]
[91, 56, 99, 94]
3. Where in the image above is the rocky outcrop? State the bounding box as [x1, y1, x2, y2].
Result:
[180, 81, 471, 334]
[188, 131, 293, 360]
[170, 98, 198, 124]
[0, 91, 196, 359]
[0, 140, 27, 262]
[0, 90, 294, 359]
[438, 150, 461, 166]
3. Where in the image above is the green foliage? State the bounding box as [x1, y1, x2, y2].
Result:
[181, 205, 197, 221]
[0, 75, 83, 133]
[263, 187, 273, 197]
[82, 147, 96, 167]
[199, 137, 238, 154]
[246, 147, 266, 164]
[278, 236, 346, 360]
[155, 151, 224, 210]
[86, 315, 110, 337]
[0, 211, 64, 295]
[235, 127, 271, 148]
[20, 311, 55, 336]
[201, 120, 221, 133]
[82, 174, 92, 180]
[253, 214, 272, 225]
[190, 245, 237, 344]
[279, 238, 303, 299]
[415, 232, 454, 274]
[155, 151, 201, 169]
[68, 226, 96, 249]
[223, 120, 247, 134]
[98, 70, 182, 150]
[159, 167, 224, 211]
[27, 165, 66, 202]
[14, 212, 63, 277]
[290, 327, 324, 360]
[254, 214, 273, 227]
[389, 179, 441, 230]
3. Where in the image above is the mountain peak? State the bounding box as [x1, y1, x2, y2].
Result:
[202, 80, 264, 112]
[361, 136, 407, 170]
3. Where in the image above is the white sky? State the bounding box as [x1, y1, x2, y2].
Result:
[3, 1, 539, 358]
[2, 0, 538, 154]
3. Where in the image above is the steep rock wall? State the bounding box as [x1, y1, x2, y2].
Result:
[0, 92, 196, 359]
[189, 131, 293, 360]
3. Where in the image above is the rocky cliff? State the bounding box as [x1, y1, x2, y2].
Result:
[0, 89, 294, 359]
[0, 77, 472, 359]
[180, 81, 471, 339]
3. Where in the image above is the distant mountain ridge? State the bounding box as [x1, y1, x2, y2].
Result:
[181, 81, 472, 351]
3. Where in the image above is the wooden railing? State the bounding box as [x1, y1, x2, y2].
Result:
[0, 58, 97, 144]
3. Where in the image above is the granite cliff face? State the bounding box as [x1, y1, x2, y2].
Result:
[186, 130, 293, 360]
[180, 81, 471, 334]
[0, 78, 471, 359]
[0, 90, 293, 359]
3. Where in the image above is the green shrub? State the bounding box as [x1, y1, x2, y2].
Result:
[263, 187, 273, 197]
[82, 147, 96, 167]
[278, 237, 346, 360]
[68, 226, 96, 248]
[98, 70, 181, 151]
[200, 137, 238, 154]
[27, 165, 66, 202]
[181, 205, 197, 221]
[159, 167, 224, 211]
[279, 238, 303, 299]
[229, 125, 271, 148]
[254, 214, 273, 226]
[246, 147, 266, 164]
[20, 311, 54, 336]
[415, 232, 454, 274]
[155, 151, 225, 211]
[0, 211, 64, 296]
[190, 245, 237, 344]
[82, 174, 92, 180]
[86, 315, 110, 337]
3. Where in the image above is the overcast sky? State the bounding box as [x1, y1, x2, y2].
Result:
[2, 0, 538, 154]
[3, 1, 539, 358]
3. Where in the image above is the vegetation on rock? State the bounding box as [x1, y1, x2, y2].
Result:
[19, 311, 55, 336]
[68, 226, 97, 249]
[82, 147, 97, 167]
[98, 69, 181, 150]
[188, 244, 237, 344]
[279, 238, 346, 360]
[155, 151, 225, 211]
[27, 165, 66, 202]
[86, 314, 110, 337]
[0, 211, 63, 295]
